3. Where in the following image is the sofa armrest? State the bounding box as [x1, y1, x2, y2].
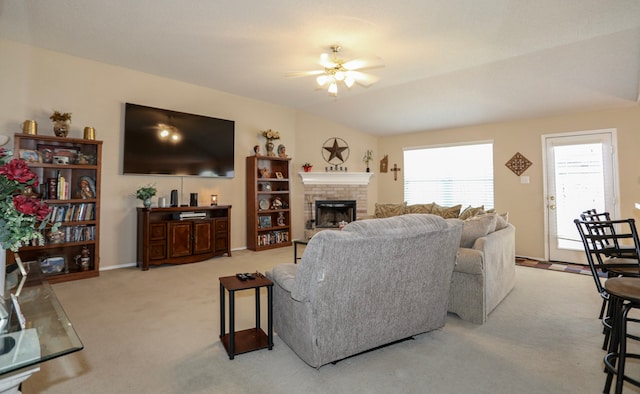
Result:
[267, 263, 298, 293]
[455, 248, 484, 275]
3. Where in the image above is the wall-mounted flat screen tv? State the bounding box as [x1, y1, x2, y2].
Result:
[123, 103, 235, 178]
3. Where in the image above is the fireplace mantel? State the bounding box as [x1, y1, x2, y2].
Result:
[298, 172, 374, 185]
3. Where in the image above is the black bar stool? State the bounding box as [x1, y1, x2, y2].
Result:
[603, 277, 640, 393]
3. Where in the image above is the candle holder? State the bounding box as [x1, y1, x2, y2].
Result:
[211, 194, 218, 206]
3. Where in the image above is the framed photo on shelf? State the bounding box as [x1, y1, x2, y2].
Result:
[275, 171, 284, 179]
[19, 149, 39, 163]
[37, 144, 56, 164]
[259, 215, 272, 228]
[53, 147, 80, 165]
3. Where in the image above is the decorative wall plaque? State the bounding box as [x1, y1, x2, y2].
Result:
[505, 152, 532, 176]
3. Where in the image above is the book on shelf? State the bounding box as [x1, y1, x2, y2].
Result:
[257, 230, 289, 246]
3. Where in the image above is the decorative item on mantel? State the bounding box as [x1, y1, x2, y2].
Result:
[0, 147, 58, 294]
[363, 149, 373, 172]
[50, 111, 72, 137]
[302, 162, 313, 172]
[134, 184, 157, 209]
[261, 129, 281, 157]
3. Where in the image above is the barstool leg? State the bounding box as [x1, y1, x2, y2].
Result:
[615, 303, 633, 393]
[604, 296, 622, 393]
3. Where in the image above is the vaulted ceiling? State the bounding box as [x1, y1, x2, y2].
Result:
[1, 0, 639, 136]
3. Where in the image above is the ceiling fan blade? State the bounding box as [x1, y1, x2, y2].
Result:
[319, 53, 338, 69]
[285, 70, 326, 78]
[346, 71, 380, 87]
[343, 56, 384, 71]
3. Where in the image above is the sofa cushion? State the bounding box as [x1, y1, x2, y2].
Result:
[460, 214, 497, 248]
[405, 203, 434, 214]
[374, 202, 407, 218]
[459, 205, 485, 220]
[431, 203, 462, 219]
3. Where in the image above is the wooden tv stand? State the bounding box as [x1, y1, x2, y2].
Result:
[136, 206, 231, 271]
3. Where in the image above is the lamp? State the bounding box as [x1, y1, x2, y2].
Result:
[210, 194, 218, 206]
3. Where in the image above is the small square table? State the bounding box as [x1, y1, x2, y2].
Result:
[293, 240, 308, 264]
[219, 273, 273, 359]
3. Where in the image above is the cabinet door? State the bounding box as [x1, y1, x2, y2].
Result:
[215, 218, 228, 253]
[193, 220, 213, 255]
[169, 222, 192, 258]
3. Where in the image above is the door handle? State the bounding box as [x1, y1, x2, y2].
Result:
[549, 196, 555, 201]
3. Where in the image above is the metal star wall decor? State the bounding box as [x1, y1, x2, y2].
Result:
[322, 137, 350, 165]
[505, 152, 532, 176]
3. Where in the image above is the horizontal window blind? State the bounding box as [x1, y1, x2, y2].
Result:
[403, 143, 494, 209]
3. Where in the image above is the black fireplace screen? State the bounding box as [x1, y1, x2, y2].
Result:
[315, 200, 356, 228]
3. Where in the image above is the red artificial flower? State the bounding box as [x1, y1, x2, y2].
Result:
[0, 158, 39, 187]
[13, 194, 51, 220]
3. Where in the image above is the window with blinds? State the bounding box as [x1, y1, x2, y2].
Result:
[403, 143, 494, 209]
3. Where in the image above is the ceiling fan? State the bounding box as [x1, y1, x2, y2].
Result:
[286, 45, 383, 97]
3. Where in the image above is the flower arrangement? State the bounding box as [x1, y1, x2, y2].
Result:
[0, 148, 54, 251]
[261, 129, 281, 141]
[363, 150, 373, 165]
[49, 111, 72, 122]
[134, 184, 157, 201]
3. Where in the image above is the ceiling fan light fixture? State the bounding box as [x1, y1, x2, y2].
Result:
[316, 75, 329, 86]
[344, 78, 355, 88]
[328, 82, 338, 96]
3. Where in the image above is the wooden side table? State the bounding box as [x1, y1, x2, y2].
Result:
[219, 274, 273, 359]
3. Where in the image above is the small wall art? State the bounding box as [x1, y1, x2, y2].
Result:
[505, 152, 532, 176]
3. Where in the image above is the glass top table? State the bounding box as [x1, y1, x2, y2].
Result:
[0, 260, 83, 376]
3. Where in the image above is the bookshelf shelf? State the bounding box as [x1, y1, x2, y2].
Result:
[12, 133, 102, 283]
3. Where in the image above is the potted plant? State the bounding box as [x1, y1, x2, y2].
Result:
[363, 150, 373, 172]
[50, 111, 72, 137]
[135, 184, 157, 209]
[302, 162, 313, 172]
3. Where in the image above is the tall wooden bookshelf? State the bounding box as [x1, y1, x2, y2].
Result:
[12, 133, 102, 283]
[246, 155, 292, 250]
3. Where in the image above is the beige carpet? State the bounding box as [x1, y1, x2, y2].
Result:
[22, 247, 639, 393]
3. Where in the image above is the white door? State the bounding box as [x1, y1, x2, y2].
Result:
[543, 130, 618, 264]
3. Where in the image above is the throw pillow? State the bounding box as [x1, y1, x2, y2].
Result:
[460, 214, 498, 248]
[431, 203, 462, 219]
[495, 212, 509, 230]
[459, 205, 485, 220]
[374, 202, 407, 218]
[405, 203, 434, 214]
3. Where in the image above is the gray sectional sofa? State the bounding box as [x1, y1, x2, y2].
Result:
[448, 215, 516, 324]
[266, 214, 463, 368]
[367, 203, 516, 324]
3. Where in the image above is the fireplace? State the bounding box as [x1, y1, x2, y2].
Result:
[315, 200, 357, 228]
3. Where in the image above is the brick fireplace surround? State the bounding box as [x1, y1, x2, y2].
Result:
[299, 172, 373, 240]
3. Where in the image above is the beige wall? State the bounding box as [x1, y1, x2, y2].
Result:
[3, 38, 639, 267]
[378, 106, 640, 259]
[0, 39, 375, 269]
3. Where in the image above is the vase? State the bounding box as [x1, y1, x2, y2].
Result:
[366, 167, 370, 173]
[265, 141, 276, 157]
[143, 198, 152, 209]
[53, 120, 70, 137]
